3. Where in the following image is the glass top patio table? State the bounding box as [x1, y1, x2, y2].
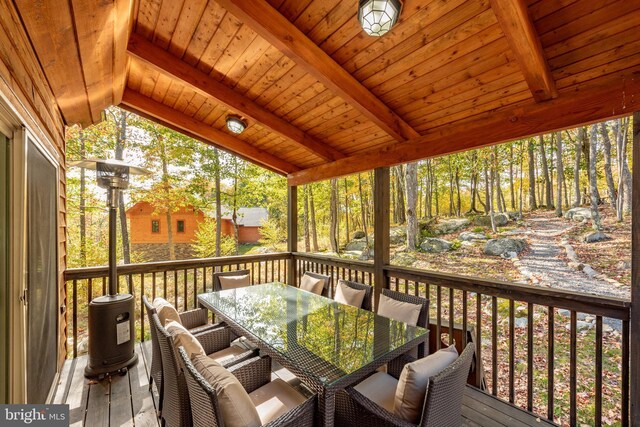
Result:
[197, 282, 428, 387]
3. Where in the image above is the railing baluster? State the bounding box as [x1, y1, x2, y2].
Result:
[193, 268, 198, 308]
[508, 299, 513, 402]
[88, 278, 92, 305]
[202, 267, 206, 294]
[163, 271, 167, 299]
[548, 306, 554, 421]
[570, 311, 577, 426]
[436, 287, 442, 351]
[174, 270, 178, 307]
[622, 320, 629, 427]
[128, 273, 133, 294]
[141, 273, 145, 341]
[448, 288, 454, 345]
[475, 293, 482, 387]
[527, 302, 533, 411]
[152, 272, 157, 300]
[183, 269, 188, 311]
[73, 279, 78, 358]
[595, 316, 603, 427]
[102, 276, 106, 295]
[494, 296, 500, 397]
[462, 290, 468, 348]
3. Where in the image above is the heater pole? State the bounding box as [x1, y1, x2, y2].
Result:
[108, 187, 119, 295]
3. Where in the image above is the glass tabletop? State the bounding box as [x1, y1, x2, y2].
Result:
[198, 282, 428, 386]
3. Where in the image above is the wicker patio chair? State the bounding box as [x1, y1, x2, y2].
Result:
[334, 279, 373, 310]
[379, 288, 429, 358]
[177, 346, 316, 427]
[152, 313, 256, 427]
[336, 343, 475, 427]
[302, 271, 332, 298]
[213, 269, 251, 291]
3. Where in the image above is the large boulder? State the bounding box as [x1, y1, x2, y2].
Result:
[434, 218, 470, 235]
[564, 207, 592, 221]
[484, 238, 526, 256]
[344, 239, 368, 251]
[459, 231, 488, 241]
[584, 231, 609, 243]
[351, 230, 366, 239]
[473, 213, 508, 227]
[389, 226, 406, 245]
[392, 251, 417, 267]
[420, 238, 453, 253]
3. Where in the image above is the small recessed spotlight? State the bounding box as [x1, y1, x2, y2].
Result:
[226, 115, 247, 134]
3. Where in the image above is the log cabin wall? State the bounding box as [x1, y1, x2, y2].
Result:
[0, 0, 67, 380]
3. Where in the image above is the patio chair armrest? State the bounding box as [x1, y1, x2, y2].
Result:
[263, 395, 316, 427]
[228, 355, 272, 393]
[387, 354, 416, 379]
[219, 348, 260, 369]
[346, 387, 416, 427]
[196, 326, 231, 354]
[180, 307, 209, 329]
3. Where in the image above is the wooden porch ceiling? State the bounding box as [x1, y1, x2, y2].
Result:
[14, 0, 640, 185]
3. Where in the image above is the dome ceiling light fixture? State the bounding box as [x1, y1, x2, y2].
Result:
[358, 0, 403, 37]
[226, 115, 247, 134]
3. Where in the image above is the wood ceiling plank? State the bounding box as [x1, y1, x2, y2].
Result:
[220, 36, 272, 87]
[150, 72, 172, 103]
[261, 73, 319, 111]
[167, 0, 208, 58]
[135, 0, 161, 39]
[197, 12, 241, 76]
[213, 25, 259, 80]
[289, 67, 640, 185]
[128, 33, 345, 161]
[152, 0, 184, 49]
[121, 89, 299, 175]
[113, 0, 133, 105]
[250, 62, 307, 104]
[233, 46, 285, 94]
[490, 0, 557, 101]
[216, 0, 420, 141]
[528, 0, 578, 22]
[533, 0, 616, 36]
[305, 1, 355, 46]
[15, 0, 92, 125]
[276, 0, 314, 22]
[181, 5, 226, 66]
[555, 53, 640, 89]
[356, 9, 502, 90]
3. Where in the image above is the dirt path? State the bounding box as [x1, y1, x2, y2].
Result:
[517, 215, 628, 299]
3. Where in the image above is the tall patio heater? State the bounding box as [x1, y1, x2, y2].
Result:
[70, 158, 150, 378]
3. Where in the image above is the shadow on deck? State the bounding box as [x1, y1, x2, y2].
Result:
[51, 342, 557, 427]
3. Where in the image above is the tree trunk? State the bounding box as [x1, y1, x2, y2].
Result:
[343, 179, 349, 240]
[214, 149, 222, 257]
[395, 166, 406, 224]
[455, 165, 461, 216]
[357, 175, 369, 250]
[599, 122, 617, 210]
[232, 160, 239, 254]
[425, 160, 433, 218]
[614, 117, 632, 219]
[329, 179, 339, 252]
[433, 162, 439, 216]
[487, 157, 496, 232]
[310, 185, 318, 252]
[588, 125, 602, 230]
[405, 162, 418, 251]
[509, 144, 515, 210]
[303, 185, 310, 252]
[114, 111, 131, 264]
[573, 128, 584, 207]
[538, 135, 553, 209]
[519, 141, 524, 216]
[528, 139, 537, 210]
[493, 146, 504, 212]
[79, 130, 87, 266]
[555, 132, 564, 217]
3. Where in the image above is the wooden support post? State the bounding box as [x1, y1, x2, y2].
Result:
[287, 185, 298, 286]
[373, 167, 390, 308]
[631, 112, 640, 427]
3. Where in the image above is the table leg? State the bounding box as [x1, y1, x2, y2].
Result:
[319, 389, 336, 427]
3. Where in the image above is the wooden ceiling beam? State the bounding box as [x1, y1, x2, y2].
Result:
[120, 89, 299, 175]
[127, 33, 345, 162]
[288, 68, 640, 185]
[490, 0, 557, 102]
[215, 0, 420, 142]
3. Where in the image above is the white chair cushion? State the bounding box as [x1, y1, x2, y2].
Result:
[334, 280, 366, 308]
[394, 344, 459, 423]
[153, 297, 181, 326]
[249, 378, 306, 425]
[377, 294, 421, 326]
[219, 274, 251, 290]
[208, 346, 246, 365]
[192, 354, 262, 427]
[353, 372, 398, 413]
[299, 274, 324, 295]
[165, 321, 205, 359]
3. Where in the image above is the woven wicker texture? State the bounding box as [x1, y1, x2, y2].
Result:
[177, 347, 316, 427]
[381, 289, 429, 358]
[213, 269, 251, 291]
[142, 296, 163, 414]
[336, 343, 475, 427]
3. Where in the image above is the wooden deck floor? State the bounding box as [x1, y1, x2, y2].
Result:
[52, 342, 556, 427]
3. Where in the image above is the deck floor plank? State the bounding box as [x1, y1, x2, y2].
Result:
[56, 344, 553, 427]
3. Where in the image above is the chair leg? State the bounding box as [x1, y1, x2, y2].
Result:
[148, 375, 153, 391]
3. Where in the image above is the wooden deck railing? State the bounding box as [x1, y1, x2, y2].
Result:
[64, 252, 631, 426]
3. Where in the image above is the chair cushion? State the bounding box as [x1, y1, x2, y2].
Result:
[192, 355, 262, 427]
[377, 294, 421, 326]
[353, 372, 398, 413]
[299, 274, 324, 295]
[153, 297, 181, 326]
[334, 280, 366, 308]
[249, 378, 306, 425]
[219, 274, 251, 290]
[208, 346, 246, 365]
[165, 321, 205, 359]
[394, 344, 459, 423]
